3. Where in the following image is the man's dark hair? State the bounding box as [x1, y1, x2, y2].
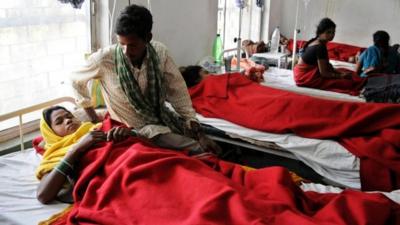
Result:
[373, 30, 390, 48]
[42, 106, 71, 128]
[180, 66, 203, 88]
[115, 4, 153, 40]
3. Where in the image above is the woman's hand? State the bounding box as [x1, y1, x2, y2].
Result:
[106, 127, 131, 142]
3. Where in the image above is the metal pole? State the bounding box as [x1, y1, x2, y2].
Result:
[236, 7, 242, 71]
[292, 0, 300, 69]
[18, 115, 24, 150]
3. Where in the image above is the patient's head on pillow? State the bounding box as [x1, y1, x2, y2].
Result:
[43, 106, 81, 137]
[179, 65, 209, 88]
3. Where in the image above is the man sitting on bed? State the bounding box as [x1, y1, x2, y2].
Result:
[71, 4, 220, 154]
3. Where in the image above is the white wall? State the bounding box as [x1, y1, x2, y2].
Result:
[276, 0, 400, 47]
[107, 0, 217, 66]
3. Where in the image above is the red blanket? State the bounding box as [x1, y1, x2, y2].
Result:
[293, 63, 365, 95]
[51, 117, 400, 224]
[189, 73, 400, 191]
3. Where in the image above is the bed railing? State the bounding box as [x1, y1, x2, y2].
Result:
[0, 97, 77, 151]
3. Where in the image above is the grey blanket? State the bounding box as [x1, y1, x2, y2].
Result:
[362, 74, 400, 103]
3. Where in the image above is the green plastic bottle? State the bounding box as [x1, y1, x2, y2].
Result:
[212, 34, 223, 65]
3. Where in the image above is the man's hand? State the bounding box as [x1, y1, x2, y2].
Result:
[198, 134, 222, 155]
[106, 127, 131, 142]
[184, 120, 202, 139]
[84, 107, 101, 123]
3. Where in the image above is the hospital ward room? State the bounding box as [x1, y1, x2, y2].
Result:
[2, 0, 400, 224]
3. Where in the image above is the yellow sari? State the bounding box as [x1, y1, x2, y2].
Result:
[35, 117, 101, 180]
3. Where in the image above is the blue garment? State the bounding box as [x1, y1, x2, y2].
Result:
[359, 45, 400, 77]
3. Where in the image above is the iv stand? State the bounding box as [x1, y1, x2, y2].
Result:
[291, 0, 300, 69]
[236, 6, 243, 71]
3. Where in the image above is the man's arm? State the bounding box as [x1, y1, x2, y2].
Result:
[70, 52, 103, 122]
[163, 55, 198, 122]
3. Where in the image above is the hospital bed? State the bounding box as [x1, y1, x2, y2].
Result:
[1, 97, 400, 224]
[196, 67, 367, 189]
[0, 97, 76, 225]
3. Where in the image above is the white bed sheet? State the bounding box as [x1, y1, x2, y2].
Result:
[197, 114, 361, 189]
[262, 67, 365, 102]
[0, 149, 68, 225]
[330, 60, 357, 72]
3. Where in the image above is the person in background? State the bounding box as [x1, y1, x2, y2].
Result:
[36, 106, 131, 204]
[356, 31, 400, 77]
[71, 4, 220, 154]
[180, 62, 265, 88]
[293, 18, 364, 95]
[179, 66, 210, 88]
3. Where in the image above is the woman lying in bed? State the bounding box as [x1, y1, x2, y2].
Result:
[293, 18, 364, 95]
[35, 106, 131, 204]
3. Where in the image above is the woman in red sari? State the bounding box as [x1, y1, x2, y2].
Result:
[293, 18, 364, 95]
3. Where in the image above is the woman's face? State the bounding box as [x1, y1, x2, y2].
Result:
[50, 109, 81, 137]
[320, 28, 336, 42]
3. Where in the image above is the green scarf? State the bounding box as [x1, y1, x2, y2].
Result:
[115, 43, 183, 133]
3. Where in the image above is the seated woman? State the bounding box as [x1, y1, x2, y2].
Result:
[293, 18, 364, 95]
[356, 31, 400, 77]
[36, 106, 131, 204]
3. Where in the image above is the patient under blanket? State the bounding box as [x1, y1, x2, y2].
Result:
[47, 117, 400, 225]
[189, 73, 400, 192]
[362, 74, 400, 103]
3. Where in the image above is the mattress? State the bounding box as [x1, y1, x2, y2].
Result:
[0, 149, 68, 225]
[197, 114, 361, 189]
[262, 67, 365, 102]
